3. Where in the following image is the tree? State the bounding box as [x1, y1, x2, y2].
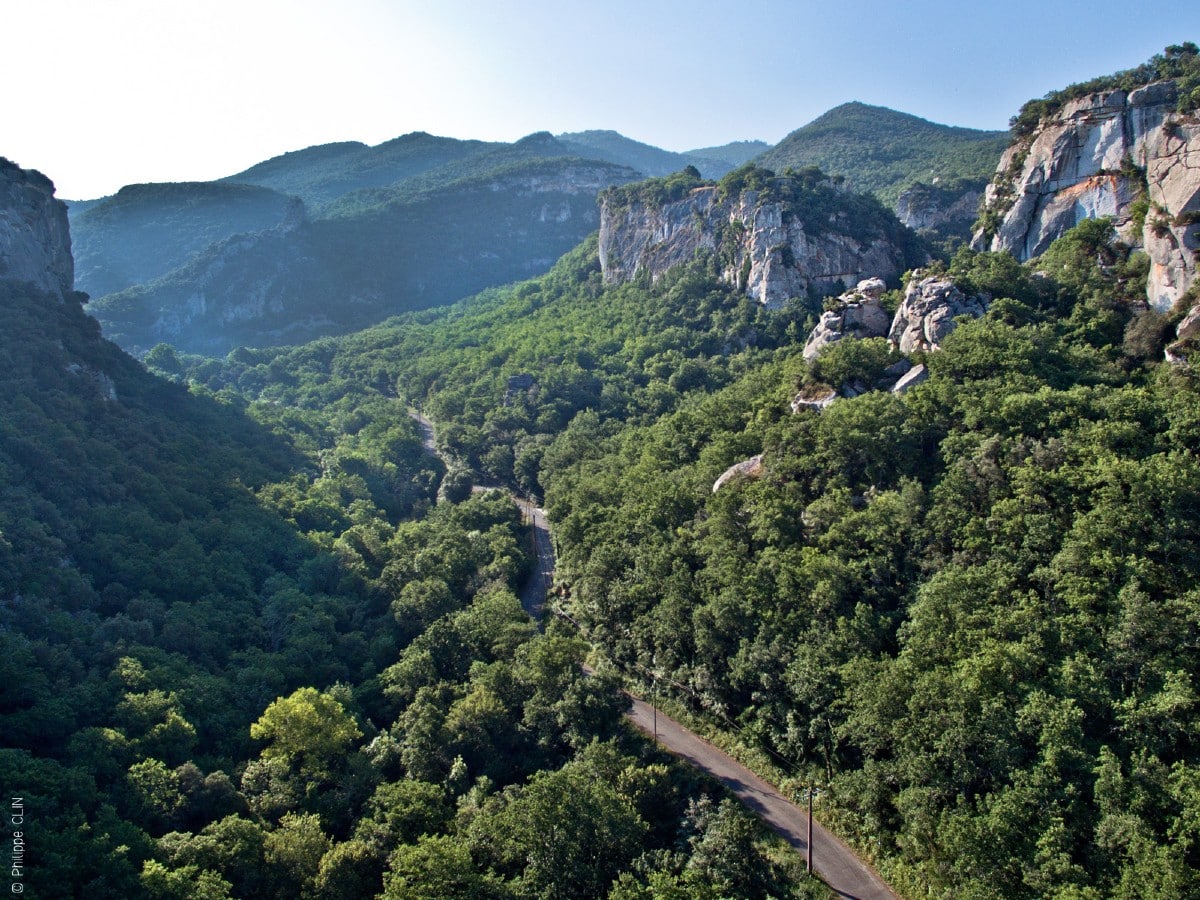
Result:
[468, 760, 647, 899]
[382, 834, 507, 900]
[250, 687, 363, 780]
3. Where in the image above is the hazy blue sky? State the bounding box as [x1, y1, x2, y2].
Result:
[4, 0, 1197, 199]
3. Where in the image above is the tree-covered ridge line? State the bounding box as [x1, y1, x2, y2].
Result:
[755, 102, 1009, 208]
[1009, 42, 1200, 137]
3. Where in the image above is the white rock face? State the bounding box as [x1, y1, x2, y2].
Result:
[896, 184, 984, 232]
[889, 276, 989, 354]
[790, 385, 839, 413]
[0, 158, 74, 300]
[973, 81, 1199, 313]
[1167, 304, 1200, 363]
[599, 185, 911, 307]
[890, 363, 928, 394]
[802, 279, 894, 361]
[712, 454, 765, 493]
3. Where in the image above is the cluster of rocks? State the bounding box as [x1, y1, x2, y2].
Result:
[798, 272, 987, 391]
[801, 277, 892, 360]
[719, 272, 965, 491]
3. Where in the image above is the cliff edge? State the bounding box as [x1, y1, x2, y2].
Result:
[0, 158, 74, 301]
[972, 81, 1199, 312]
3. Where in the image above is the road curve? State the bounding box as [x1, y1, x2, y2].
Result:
[626, 697, 897, 900]
[407, 407, 897, 898]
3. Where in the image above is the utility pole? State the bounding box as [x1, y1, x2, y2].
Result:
[652, 678, 657, 743]
[807, 787, 814, 874]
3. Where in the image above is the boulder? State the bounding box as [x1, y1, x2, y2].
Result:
[791, 384, 838, 413]
[891, 363, 929, 394]
[802, 279, 893, 361]
[712, 454, 765, 493]
[889, 276, 988, 354]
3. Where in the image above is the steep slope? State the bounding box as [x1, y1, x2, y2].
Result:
[758, 101, 1008, 209]
[598, 165, 926, 306]
[69, 181, 299, 298]
[0, 157, 74, 300]
[90, 155, 638, 354]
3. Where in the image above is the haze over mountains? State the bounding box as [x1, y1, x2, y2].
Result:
[68, 103, 1005, 356]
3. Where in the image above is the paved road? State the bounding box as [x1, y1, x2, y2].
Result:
[626, 696, 897, 900]
[513, 497, 552, 622]
[408, 407, 437, 455]
[408, 407, 896, 898]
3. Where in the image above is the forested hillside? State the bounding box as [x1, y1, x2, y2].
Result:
[2, 164, 823, 898]
[189, 191, 1200, 896]
[9, 42, 1200, 899]
[757, 102, 1008, 207]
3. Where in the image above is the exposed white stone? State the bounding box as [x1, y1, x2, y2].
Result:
[973, 80, 1199, 312]
[600, 183, 912, 308]
[712, 454, 765, 493]
[791, 385, 839, 413]
[891, 363, 929, 394]
[889, 276, 989, 354]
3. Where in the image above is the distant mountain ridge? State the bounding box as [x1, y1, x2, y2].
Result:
[89, 155, 637, 354]
[70, 181, 299, 298]
[555, 130, 734, 179]
[220, 131, 498, 208]
[70, 106, 1003, 355]
[758, 101, 1008, 206]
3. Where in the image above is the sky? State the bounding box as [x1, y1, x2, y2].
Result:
[3, 0, 1198, 199]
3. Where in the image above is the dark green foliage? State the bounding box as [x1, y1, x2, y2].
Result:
[3, 258, 807, 895]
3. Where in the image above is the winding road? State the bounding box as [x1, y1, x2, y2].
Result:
[408, 407, 897, 899]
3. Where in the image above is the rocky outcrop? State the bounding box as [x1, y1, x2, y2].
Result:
[973, 82, 1199, 312]
[896, 182, 984, 234]
[599, 178, 918, 307]
[791, 384, 839, 413]
[802, 278, 892, 360]
[890, 363, 928, 394]
[1166, 304, 1200, 362]
[888, 275, 989, 354]
[0, 158, 74, 300]
[712, 454, 764, 493]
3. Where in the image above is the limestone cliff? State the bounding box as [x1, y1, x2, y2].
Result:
[896, 181, 984, 235]
[0, 157, 74, 300]
[972, 81, 1199, 312]
[599, 171, 922, 307]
